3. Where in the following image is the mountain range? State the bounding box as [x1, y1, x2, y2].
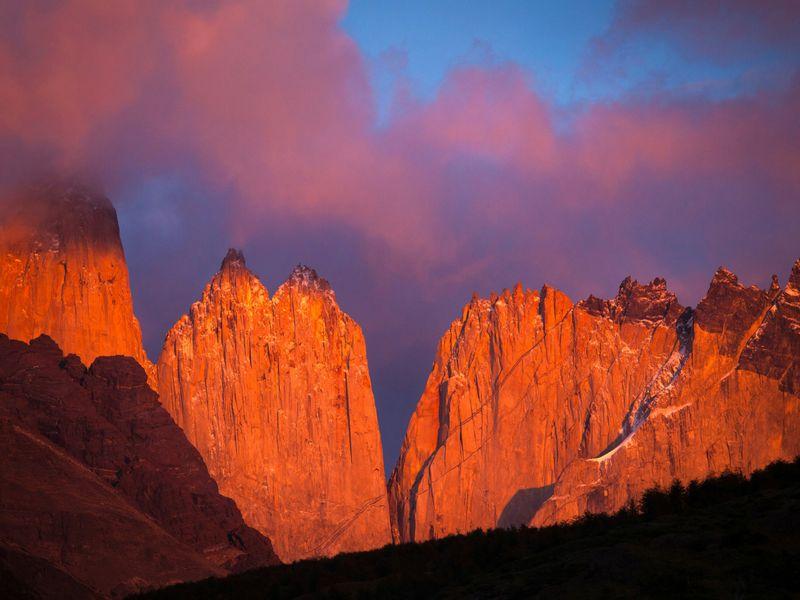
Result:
[1, 183, 798, 597]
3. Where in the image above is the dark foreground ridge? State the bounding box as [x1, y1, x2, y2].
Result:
[136, 458, 800, 599]
[0, 334, 278, 598]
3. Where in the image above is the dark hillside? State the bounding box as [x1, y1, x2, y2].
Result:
[137, 458, 800, 599]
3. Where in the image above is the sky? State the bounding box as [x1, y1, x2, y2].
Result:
[1, 1, 799, 472]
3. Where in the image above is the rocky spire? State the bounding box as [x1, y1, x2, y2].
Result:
[789, 259, 800, 289]
[0, 182, 153, 381]
[612, 276, 682, 323]
[769, 274, 781, 300]
[157, 255, 391, 561]
[220, 247, 247, 270]
[280, 263, 333, 294]
[274, 264, 336, 302]
[693, 265, 779, 356]
[578, 275, 682, 324]
[739, 258, 800, 394]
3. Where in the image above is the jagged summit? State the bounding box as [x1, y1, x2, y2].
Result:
[769, 274, 781, 299]
[158, 258, 390, 561]
[280, 264, 333, 295]
[457, 285, 537, 322]
[687, 267, 771, 356]
[288, 263, 324, 283]
[710, 266, 739, 286]
[578, 275, 682, 324]
[739, 257, 800, 394]
[789, 259, 800, 288]
[390, 260, 800, 544]
[220, 247, 247, 271]
[707, 266, 779, 297]
[627, 276, 671, 306]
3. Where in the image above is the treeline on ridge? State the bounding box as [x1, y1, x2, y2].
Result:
[138, 456, 800, 599]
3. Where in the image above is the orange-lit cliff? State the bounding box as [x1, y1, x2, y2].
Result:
[0, 183, 154, 380]
[390, 263, 800, 541]
[4, 182, 798, 562]
[157, 251, 392, 562]
[1, 186, 391, 564]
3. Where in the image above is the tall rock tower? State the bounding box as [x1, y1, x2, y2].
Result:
[0, 182, 153, 375]
[157, 250, 391, 562]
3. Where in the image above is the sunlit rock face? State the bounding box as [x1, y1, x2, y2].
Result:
[390, 263, 800, 542]
[0, 183, 154, 383]
[0, 334, 278, 598]
[739, 262, 800, 395]
[157, 251, 391, 562]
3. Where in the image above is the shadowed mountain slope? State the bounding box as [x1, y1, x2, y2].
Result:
[0, 334, 278, 598]
[137, 458, 800, 599]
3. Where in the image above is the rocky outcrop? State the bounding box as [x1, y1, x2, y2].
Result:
[390, 263, 800, 542]
[739, 260, 800, 394]
[157, 251, 391, 562]
[693, 267, 772, 356]
[0, 183, 154, 382]
[581, 275, 684, 325]
[0, 334, 278, 598]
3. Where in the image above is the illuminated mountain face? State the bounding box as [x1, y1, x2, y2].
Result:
[390, 264, 800, 541]
[157, 251, 392, 562]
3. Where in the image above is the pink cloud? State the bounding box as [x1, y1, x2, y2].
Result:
[391, 65, 557, 172]
[573, 83, 800, 194]
[2, 1, 797, 277]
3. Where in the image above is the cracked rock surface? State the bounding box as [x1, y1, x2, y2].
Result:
[390, 265, 800, 542]
[157, 251, 391, 562]
[0, 183, 155, 385]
